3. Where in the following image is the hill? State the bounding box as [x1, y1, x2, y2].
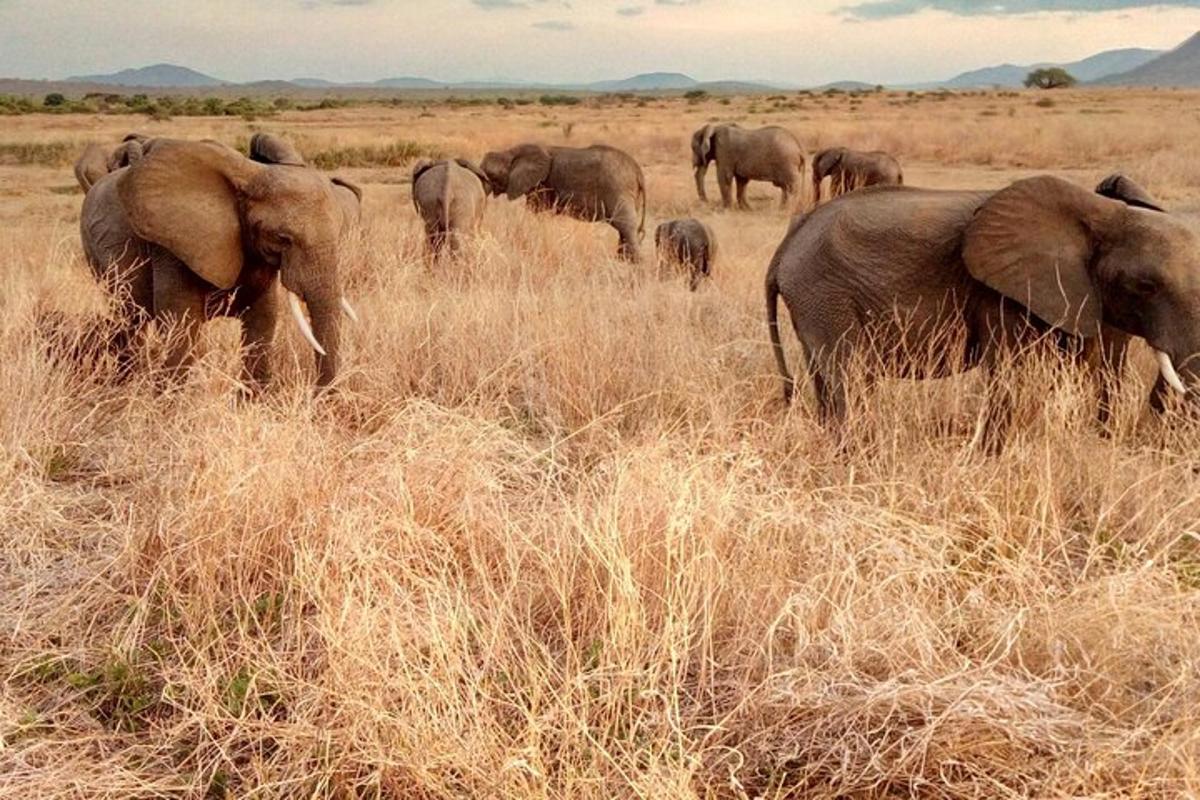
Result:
[583, 72, 698, 92]
[65, 63, 226, 87]
[942, 47, 1161, 88]
[1094, 32, 1200, 87]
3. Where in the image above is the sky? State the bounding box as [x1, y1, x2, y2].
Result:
[0, 0, 1196, 86]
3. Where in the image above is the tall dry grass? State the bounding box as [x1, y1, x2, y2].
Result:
[3, 91, 1200, 798]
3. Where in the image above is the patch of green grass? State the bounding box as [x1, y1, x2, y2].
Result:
[309, 139, 442, 169]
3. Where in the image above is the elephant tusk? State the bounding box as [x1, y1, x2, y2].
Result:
[340, 296, 360, 324]
[1156, 350, 1187, 395]
[287, 291, 327, 357]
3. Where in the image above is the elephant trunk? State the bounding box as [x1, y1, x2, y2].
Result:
[282, 250, 345, 388]
[694, 164, 709, 202]
[306, 296, 342, 388]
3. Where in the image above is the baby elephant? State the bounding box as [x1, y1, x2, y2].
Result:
[411, 158, 490, 258]
[655, 218, 717, 291]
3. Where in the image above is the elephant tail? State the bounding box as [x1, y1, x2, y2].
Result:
[637, 172, 647, 242]
[765, 261, 794, 404]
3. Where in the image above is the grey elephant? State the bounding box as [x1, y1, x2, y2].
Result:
[655, 218, 717, 291]
[480, 143, 646, 262]
[244, 132, 363, 235]
[766, 175, 1200, 449]
[411, 158, 490, 258]
[811, 147, 903, 203]
[80, 139, 358, 389]
[73, 136, 147, 193]
[691, 123, 806, 210]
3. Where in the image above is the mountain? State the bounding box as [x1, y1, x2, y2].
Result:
[1094, 32, 1200, 87]
[372, 76, 446, 89]
[942, 47, 1162, 88]
[65, 63, 226, 88]
[815, 80, 878, 92]
[583, 72, 698, 92]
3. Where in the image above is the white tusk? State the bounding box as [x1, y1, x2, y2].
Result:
[340, 296, 360, 324]
[1156, 350, 1187, 395]
[287, 291, 327, 357]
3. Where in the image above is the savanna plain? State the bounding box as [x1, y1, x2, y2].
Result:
[4, 88, 1200, 798]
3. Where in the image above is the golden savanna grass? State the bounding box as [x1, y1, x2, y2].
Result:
[3, 89, 1200, 798]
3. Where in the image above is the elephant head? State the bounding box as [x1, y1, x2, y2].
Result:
[118, 140, 351, 386]
[249, 132, 305, 166]
[480, 145, 552, 200]
[813, 147, 847, 195]
[691, 125, 721, 201]
[964, 175, 1200, 393]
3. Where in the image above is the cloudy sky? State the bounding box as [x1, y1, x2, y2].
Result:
[0, 0, 1196, 85]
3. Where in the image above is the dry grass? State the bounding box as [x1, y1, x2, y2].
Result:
[3, 89, 1200, 798]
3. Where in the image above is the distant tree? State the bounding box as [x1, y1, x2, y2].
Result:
[43, 93, 66, 107]
[684, 89, 708, 103]
[1024, 68, 1077, 90]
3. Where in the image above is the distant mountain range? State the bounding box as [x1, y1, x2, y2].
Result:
[941, 47, 1163, 88]
[66, 63, 228, 88]
[1094, 32, 1200, 87]
[34, 32, 1200, 94]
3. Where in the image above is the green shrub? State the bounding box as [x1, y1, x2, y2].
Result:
[539, 94, 581, 107]
[1025, 67, 1076, 90]
[43, 93, 66, 107]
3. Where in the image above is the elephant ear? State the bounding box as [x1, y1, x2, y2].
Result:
[411, 159, 437, 185]
[699, 125, 718, 162]
[249, 132, 305, 166]
[506, 145, 552, 200]
[107, 140, 143, 171]
[964, 176, 1121, 337]
[1095, 173, 1164, 213]
[117, 140, 259, 290]
[455, 158, 491, 193]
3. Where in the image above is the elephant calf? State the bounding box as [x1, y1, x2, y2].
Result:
[655, 218, 717, 291]
[812, 147, 903, 204]
[73, 133, 149, 193]
[411, 159, 490, 258]
[481, 143, 646, 262]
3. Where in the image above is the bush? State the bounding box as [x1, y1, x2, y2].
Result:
[1025, 68, 1077, 90]
[684, 90, 709, 103]
[539, 94, 581, 107]
[43, 93, 66, 108]
[308, 139, 443, 169]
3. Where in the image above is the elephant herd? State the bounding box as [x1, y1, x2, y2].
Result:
[70, 124, 1199, 450]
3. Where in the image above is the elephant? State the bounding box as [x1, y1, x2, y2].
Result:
[655, 218, 717, 291]
[1096, 172, 1164, 213]
[79, 139, 358, 390]
[244, 132, 363, 235]
[811, 147, 903, 204]
[480, 143, 646, 262]
[73, 137, 147, 193]
[249, 131, 305, 166]
[691, 123, 806, 210]
[411, 158, 489, 258]
[765, 175, 1200, 449]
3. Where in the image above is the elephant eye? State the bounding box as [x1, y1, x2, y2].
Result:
[1128, 276, 1159, 297]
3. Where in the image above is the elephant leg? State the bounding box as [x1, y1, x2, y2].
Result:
[152, 257, 208, 380]
[239, 283, 279, 394]
[717, 164, 734, 209]
[103, 258, 154, 377]
[614, 220, 640, 263]
[736, 177, 751, 211]
[1092, 327, 1131, 431]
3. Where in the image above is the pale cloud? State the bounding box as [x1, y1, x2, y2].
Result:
[844, 0, 1200, 18]
[0, 0, 1195, 87]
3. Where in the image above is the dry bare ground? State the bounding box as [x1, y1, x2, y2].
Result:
[3, 89, 1200, 798]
